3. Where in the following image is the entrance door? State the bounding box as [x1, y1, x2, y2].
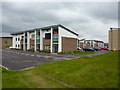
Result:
[53, 44, 58, 53]
[21, 44, 23, 50]
[25, 44, 27, 50]
[36, 44, 40, 51]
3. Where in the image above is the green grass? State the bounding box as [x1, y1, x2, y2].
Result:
[0, 66, 2, 89]
[58, 51, 98, 55]
[2, 51, 118, 88]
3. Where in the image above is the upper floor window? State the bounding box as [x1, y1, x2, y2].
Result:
[45, 33, 51, 39]
[25, 32, 27, 37]
[31, 34, 35, 40]
[16, 38, 17, 41]
[21, 36, 24, 39]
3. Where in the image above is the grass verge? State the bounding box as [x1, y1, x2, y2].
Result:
[58, 51, 99, 55]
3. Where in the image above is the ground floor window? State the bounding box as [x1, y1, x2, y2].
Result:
[16, 44, 17, 48]
[36, 44, 40, 51]
[44, 45, 50, 50]
[31, 45, 34, 49]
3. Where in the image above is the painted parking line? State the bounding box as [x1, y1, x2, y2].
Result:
[21, 53, 25, 55]
[31, 55, 35, 56]
[25, 54, 29, 56]
[44, 56, 51, 58]
[37, 55, 41, 57]
[16, 53, 20, 54]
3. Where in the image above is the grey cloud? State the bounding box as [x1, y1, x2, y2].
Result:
[83, 2, 118, 22]
[2, 2, 118, 42]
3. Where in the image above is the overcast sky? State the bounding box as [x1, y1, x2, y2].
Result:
[1, 2, 118, 42]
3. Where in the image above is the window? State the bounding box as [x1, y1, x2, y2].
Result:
[53, 28, 58, 43]
[44, 45, 50, 50]
[25, 38, 27, 43]
[16, 44, 17, 47]
[31, 34, 35, 40]
[45, 33, 51, 39]
[31, 45, 34, 49]
[21, 36, 24, 38]
[16, 38, 17, 41]
[25, 32, 27, 37]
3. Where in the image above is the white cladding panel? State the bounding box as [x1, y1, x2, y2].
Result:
[29, 32, 35, 39]
[58, 27, 62, 52]
[42, 30, 51, 38]
[58, 26, 78, 52]
[12, 34, 23, 48]
[59, 27, 78, 39]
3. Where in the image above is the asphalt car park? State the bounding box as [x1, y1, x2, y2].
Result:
[2, 49, 80, 70]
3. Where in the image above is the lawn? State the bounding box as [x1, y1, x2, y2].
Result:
[58, 51, 99, 55]
[2, 51, 118, 88]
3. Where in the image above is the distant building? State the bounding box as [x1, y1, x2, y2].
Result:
[78, 39, 104, 48]
[0, 37, 12, 49]
[104, 43, 108, 48]
[109, 28, 120, 50]
[11, 24, 78, 53]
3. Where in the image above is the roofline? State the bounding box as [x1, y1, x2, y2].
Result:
[11, 24, 78, 36]
[58, 25, 78, 36]
[110, 28, 120, 30]
[82, 39, 104, 42]
[0, 37, 12, 38]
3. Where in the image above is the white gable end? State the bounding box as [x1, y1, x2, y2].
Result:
[59, 26, 78, 38]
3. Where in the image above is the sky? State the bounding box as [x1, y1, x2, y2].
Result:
[1, 1, 118, 42]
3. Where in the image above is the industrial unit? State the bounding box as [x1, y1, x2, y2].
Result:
[78, 39, 104, 48]
[0, 37, 12, 49]
[109, 28, 120, 50]
[11, 25, 78, 53]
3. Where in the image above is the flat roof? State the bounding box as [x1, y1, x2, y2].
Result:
[11, 24, 78, 36]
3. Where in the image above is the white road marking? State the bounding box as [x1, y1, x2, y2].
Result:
[21, 53, 25, 55]
[37, 55, 40, 57]
[25, 54, 29, 56]
[31, 55, 34, 56]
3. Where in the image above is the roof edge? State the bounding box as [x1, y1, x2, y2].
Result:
[11, 24, 79, 36]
